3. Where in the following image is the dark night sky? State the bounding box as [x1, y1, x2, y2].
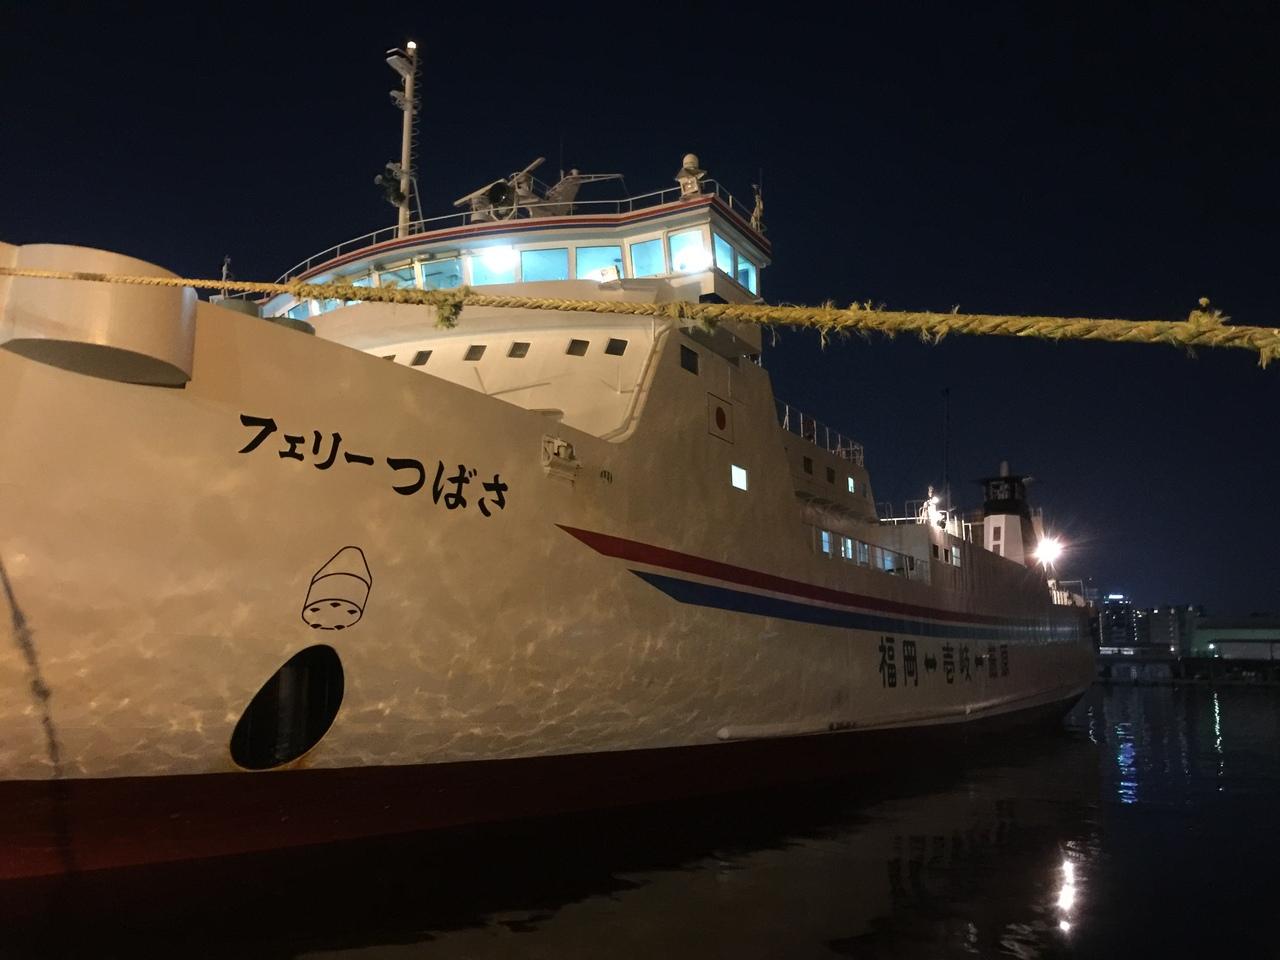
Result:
[3, 3, 1277, 614]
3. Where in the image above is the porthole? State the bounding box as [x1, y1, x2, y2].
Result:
[230, 644, 344, 771]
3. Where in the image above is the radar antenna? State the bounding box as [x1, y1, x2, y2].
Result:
[454, 158, 622, 222]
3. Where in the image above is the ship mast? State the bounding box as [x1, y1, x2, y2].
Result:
[386, 41, 419, 239]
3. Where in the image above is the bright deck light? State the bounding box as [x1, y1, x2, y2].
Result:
[477, 246, 517, 271]
[1034, 536, 1064, 567]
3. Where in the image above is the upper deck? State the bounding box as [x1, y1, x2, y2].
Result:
[263, 177, 771, 326]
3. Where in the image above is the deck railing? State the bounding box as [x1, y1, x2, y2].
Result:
[272, 181, 753, 285]
[776, 400, 864, 465]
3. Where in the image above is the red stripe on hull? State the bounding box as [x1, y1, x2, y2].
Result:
[0, 695, 1080, 882]
[557, 525, 1023, 627]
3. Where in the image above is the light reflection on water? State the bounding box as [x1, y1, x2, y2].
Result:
[8, 685, 1280, 957]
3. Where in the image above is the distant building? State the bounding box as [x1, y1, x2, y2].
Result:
[1149, 605, 1201, 656]
[1099, 594, 1141, 648]
[1191, 615, 1280, 660]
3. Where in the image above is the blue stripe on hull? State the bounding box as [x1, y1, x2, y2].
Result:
[631, 570, 1045, 642]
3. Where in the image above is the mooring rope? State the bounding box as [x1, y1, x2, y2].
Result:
[2, 265, 1277, 367]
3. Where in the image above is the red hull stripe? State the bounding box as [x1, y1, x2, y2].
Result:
[558, 525, 1035, 628]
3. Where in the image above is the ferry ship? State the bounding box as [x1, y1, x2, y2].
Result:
[0, 47, 1092, 881]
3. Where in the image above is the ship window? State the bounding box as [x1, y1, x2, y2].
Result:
[521, 247, 569, 282]
[604, 338, 628, 356]
[469, 248, 518, 286]
[712, 233, 734, 274]
[951, 545, 961, 567]
[730, 464, 748, 490]
[411, 350, 432, 366]
[508, 341, 531, 358]
[841, 536, 854, 560]
[736, 256, 758, 294]
[287, 302, 312, 321]
[669, 229, 711, 274]
[351, 275, 374, 288]
[992, 526, 1001, 541]
[630, 238, 665, 277]
[847, 476, 856, 493]
[464, 344, 486, 361]
[566, 339, 589, 356]
[819, 530, 833, 556]
[803, 456, 813, 474]
[857, 541, 869, 565]
[229, 645, 344, 771]
[319, 298, 342, 313]
[421, 257, 462, 290]
[826, 466, 835, 484]
[382, 355, 396, 361]
[679, 344, 699, 374]
[576, 245, 624, 280]
[378, 265, 416, 289]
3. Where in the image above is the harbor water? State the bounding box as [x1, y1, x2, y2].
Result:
[8, 684, 1280, 957]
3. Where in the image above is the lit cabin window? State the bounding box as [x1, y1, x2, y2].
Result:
[604, 338, 628, 356]
[950, 545, 961, 567]
[345, 275, 373, 306]
[317, 298, 341, 313]
[712, 233, 734, 274]
[847, 476, 856, 493]
[470, 247, 517, 285]
[857, 541, 869, 565]
[576, 245, 623, 280]
[730, 465, 748, 490]
[378, 265, 416, 288]
[421, 258, 462, 290]
[630, 238, 664, 277]
[508, 341, 531, 358]
[669, 229, 711, 273]
[819, 530, 833, 556]
[841, 536, 854, 560]
[521, 248, 569, 282]
[287, 302, 312, 321]
[679, 344, 699, 374]
[566, 339, 589, 356]
[736, 257, 759, 294]
[464, 345, 486, 361]
[411, 350, 432, 366]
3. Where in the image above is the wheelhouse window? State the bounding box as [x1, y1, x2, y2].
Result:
[464, 345, 486, 361]
[469, 247, 518, 285]
[566, 339, 589, 356]
[604, 338, 628, 356]
[521, 247, 569, 282]
[421, 257, 462, 290]
[736, 256, 758, 294]
[378, 265, 416, 288]
[669, 229, 711, 273]
[508, 341, 531, 358]
[630, 238, 664, 277]
[576, 245, 623, 280]
[712, 233, 734, 274]
[411, 350, 432, 366]
[287, 302, 312, 321]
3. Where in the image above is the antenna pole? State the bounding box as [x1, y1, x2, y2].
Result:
[396, 41, 418, 239]
[942, 386, 951, 518]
